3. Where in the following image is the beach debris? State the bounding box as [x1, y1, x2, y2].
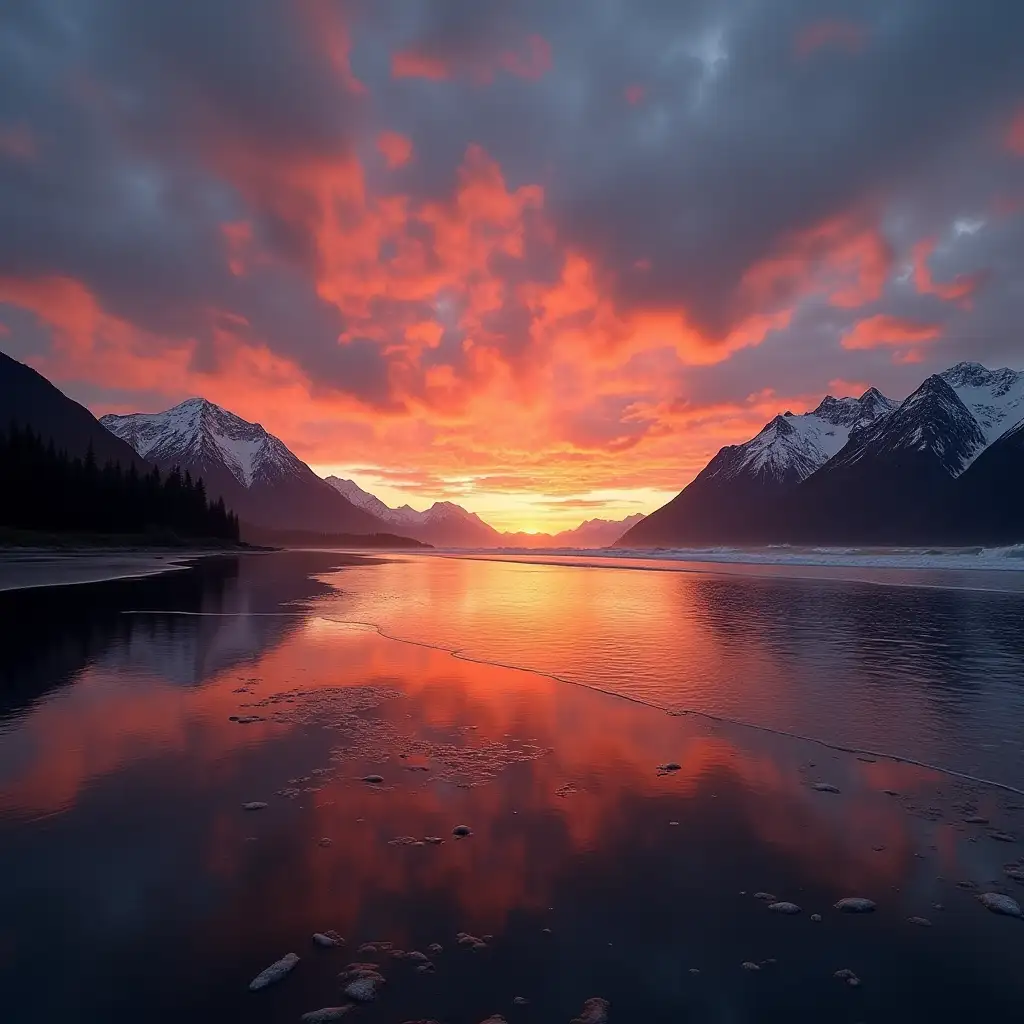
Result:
[964, 815, 989, 824]
[248, 952, 299, 991]
[657, 762, 682, 772]
[752, 892, 776, 902]
[570, 997, 610, 1024]
[977, 892, 1022, 917]
[340, 965, 385, 1002]
[513, 996, 529, 1005]
[811, 782, 841, 794]
[318, 837, 333, 847]
[741, 961, 761, 971]
[313, 931, 344, 948]
[834, 968, 861, 987]
[768, 902, 801, 914]
[907, 916, 932, 927]
[428, 943, 443, 954]
[452, 824, 472, 837]
[810, 914, 822, 922]
[989, 831, 1017, 843]
[362, 774, 384, 784]
[835, 897, 876, 913]
[242, 801, 267, 811]
[301, 1008, 352, 1022]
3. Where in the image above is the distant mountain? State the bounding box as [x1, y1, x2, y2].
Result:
[501, 514, 647, 548]
[1, 350, 148, 471]
[621, 362, 1024, 547]
[102, 400, 388, 536]
[324, 476, 502, 547]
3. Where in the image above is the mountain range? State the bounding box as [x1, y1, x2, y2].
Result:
[325, 476, 644, 548]
[100, 400, 386, 536]
[622, 361, 1024, 546]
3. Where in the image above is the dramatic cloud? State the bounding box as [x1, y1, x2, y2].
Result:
[2, 0, 1024, 529]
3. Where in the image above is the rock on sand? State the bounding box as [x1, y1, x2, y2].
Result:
[248, 952, 299, 991]
[301, 1008, 352, 1022]
[834, 897, 876, 913]
[570, 997, 610, 1024]
[977, 892, 1022, 917]
[768, 902, 801, 914]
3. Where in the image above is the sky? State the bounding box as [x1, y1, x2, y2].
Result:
[1, 0, 1023, 532]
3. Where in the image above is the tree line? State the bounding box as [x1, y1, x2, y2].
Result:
[1, 423, 240, 541]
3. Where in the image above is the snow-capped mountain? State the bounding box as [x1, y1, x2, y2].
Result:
[324, 477, 500, 546]
[622, 361, 1024, 547]
[820, 375, 987, 478]
[940, 361, 1024, 443]
[103, 398, 307, 488]
[699, 388, 897, 487]
[101, 400, 390, 536]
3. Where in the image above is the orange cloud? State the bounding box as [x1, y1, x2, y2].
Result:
[377, 131, 413, 169]
[841, 313, 942, 350]
[391, 34, 552, 84]
[794, 20, 867, 58]
[0, 123, 36, 161]
[1005, 106, 1024, 156]
[911, 237, 985, 307]
[220, 220, 253, 276]
[625, 84, 646, 106]
[741, 212, 892, 312]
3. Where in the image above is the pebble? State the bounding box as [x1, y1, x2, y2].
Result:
[810, 914, 822, 922]
[657, 762, 682, 772]
[318, 837, 333, 847]
[834, 968, 861, 987]
[964, 815, 990, 824]
[513, 995, 529, 1005]
[1004, 865, 1024, 882]
[977, 892, 1022, 917]
[907, 916, 932, 927]
[362, 775, 384, 784]
[741, 961, 761, 971]
[479, 1017, 507, 1024]
[234, 715, 262, 724]
[883, 789, 899, 796]
[313, 931, 344, 948]
[811, 782, 841, 793]
[768, 902, 801, 915]
[344, 976, 382, 1001]
[452, 824, 472, 837]
[242, 801, 267, 811]
[541, 927, 552, 934]
[425, 836, 445, 845]
[753, 892, 777, 902]
[688, 968, 700, 975]
[669, 821, 680, 826]
[428, 943, 443, 954]
[406, 951, 430, 963]
[248, 953, 299, 991]
[835, 897, 876, 913]
[301, 1008, 352, 1022]
[569, 997, 610, 1024]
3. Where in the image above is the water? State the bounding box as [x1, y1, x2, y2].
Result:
[1, 549, 1023, 1023]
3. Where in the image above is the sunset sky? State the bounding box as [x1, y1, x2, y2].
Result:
[1, 1, 1023, 531]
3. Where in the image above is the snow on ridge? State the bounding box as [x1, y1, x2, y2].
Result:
[101, 398, 307, 488]
[940, 362, 1024, 444]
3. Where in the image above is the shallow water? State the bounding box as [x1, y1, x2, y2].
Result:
[1, 550, 1023, 1023]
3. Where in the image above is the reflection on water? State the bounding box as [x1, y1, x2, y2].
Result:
[324, 554, 1024, 787]
[1, 551, 1023, 1023]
